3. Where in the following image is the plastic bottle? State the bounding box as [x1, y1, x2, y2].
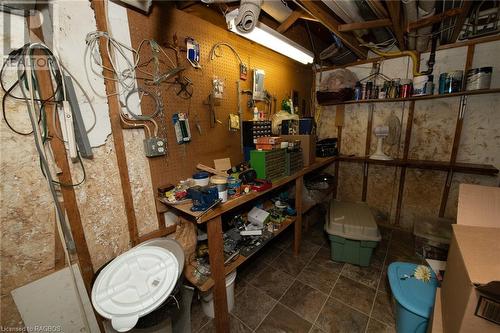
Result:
[253, 107, 259, 120]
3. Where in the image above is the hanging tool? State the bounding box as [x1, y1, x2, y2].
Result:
[172, 76, 193, 99]
[203, 94, 222, 128]
[229, 81, 241, 132]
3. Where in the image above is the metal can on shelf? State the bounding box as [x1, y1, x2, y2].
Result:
[400, 79, 413, 98]
[465, 67, 492, 91]
[439, 70, 463, 94]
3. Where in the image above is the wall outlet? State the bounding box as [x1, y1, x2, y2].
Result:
[143, 137, 167, 157]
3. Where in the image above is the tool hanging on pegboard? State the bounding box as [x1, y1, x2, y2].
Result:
[204, 94, 222, 128]
[229, 81, 241, 132]
[186, 37, 201, 69]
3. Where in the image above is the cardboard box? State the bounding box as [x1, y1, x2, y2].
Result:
[429, 288, 443, 333]
[441, 224, 500, 333]
[457, 184, 500, 227]
[441, 185, 500, 332]
[281, 135, 316, 166]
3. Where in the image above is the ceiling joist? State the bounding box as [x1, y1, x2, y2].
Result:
[277, 9, 304, 33]
[385, 1, 405, 49]
[408, 7, 464, 31]
[295, 0, 367, 58]
[338, 18, 392, 32]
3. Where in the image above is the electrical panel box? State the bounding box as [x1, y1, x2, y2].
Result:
[250, 149, 287, 181]
[143, 137, 167, 157]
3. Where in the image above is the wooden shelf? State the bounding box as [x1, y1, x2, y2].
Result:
[185, 216, 296, 292]
[338, 156, 498, 175]
[159, 157, 337, 223]
[318, 88, 500, 106]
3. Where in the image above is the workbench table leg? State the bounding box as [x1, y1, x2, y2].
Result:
[294, 176, 303, 256]
[207, 216, 230, 333]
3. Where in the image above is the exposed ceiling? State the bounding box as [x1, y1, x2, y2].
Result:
[177, 0, 500, 66]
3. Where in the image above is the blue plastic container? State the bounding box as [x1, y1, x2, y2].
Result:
[388, 262, 438, 333]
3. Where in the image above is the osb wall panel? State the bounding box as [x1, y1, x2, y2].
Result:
[317, 105, 337, 140]
[366, 165, 400, 222]
[69, 141, 130, 268]
[316, 44, 500, 229]
[341, 104, 369, 156]
[126, 6, 312, 205]
[408, 99, 457, 161]
[122, 130, 158, 236]
[0, 95, 55, 327]
[400, 170, 447, 229]
[337, 162, 363, 202]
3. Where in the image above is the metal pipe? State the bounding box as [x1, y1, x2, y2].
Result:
[403, 0, 418, 50]
[416, 0, 436, 52]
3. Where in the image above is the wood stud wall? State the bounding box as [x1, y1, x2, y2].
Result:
[329, 38, 497, 226]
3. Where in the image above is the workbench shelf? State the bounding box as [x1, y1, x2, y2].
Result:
[184, 216, 296, 292]
[338, 155, 499, 176]
[317, 88, 500, 106]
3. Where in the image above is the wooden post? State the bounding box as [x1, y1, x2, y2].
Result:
[362, 104, 374, 201]
[206, 216, 230, 333]
[333, 105, 344, 199]
[439, 44, 475, 217]
[294, 176, 304, 255]
[395, 101, 415, 224]
[91, 0, 139, 245]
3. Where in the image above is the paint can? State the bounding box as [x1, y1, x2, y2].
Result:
[210, 176, 228, 202]
[439, 71, 463, 94]
[227, 177, 242, 199]
[465, 67, 492, 91]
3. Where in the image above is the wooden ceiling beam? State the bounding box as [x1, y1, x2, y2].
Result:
[338, 18, 392, 32]
[277, 9, 304, 33]
[385, 0, 405, 49]
[450, 0, 473, 43]
[300, 12, 319, 22]
[296, 0, 367, 58]
[367, 0, 389, 18]
[407, 7, 464, 31]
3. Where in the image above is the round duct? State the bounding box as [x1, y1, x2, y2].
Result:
[235, 0, 263, 33]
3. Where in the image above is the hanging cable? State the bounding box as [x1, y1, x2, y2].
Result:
[209, 42, 244, 64]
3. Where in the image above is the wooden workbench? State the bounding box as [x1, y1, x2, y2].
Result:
[160, 157, 336, 332]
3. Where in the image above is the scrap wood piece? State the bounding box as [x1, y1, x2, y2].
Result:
[196, 164, 228, 178]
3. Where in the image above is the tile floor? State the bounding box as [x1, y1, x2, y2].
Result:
[190, 215, 422, 333]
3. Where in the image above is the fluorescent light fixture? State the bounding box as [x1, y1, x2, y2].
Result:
[226, 10, 314, 65]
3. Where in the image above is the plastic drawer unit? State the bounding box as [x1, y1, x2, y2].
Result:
[325, 201, 381, 266]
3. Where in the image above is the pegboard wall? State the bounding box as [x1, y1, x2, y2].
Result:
[126, 5, 312, 213]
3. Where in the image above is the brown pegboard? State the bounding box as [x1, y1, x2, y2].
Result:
[126, 6, 312, 214]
